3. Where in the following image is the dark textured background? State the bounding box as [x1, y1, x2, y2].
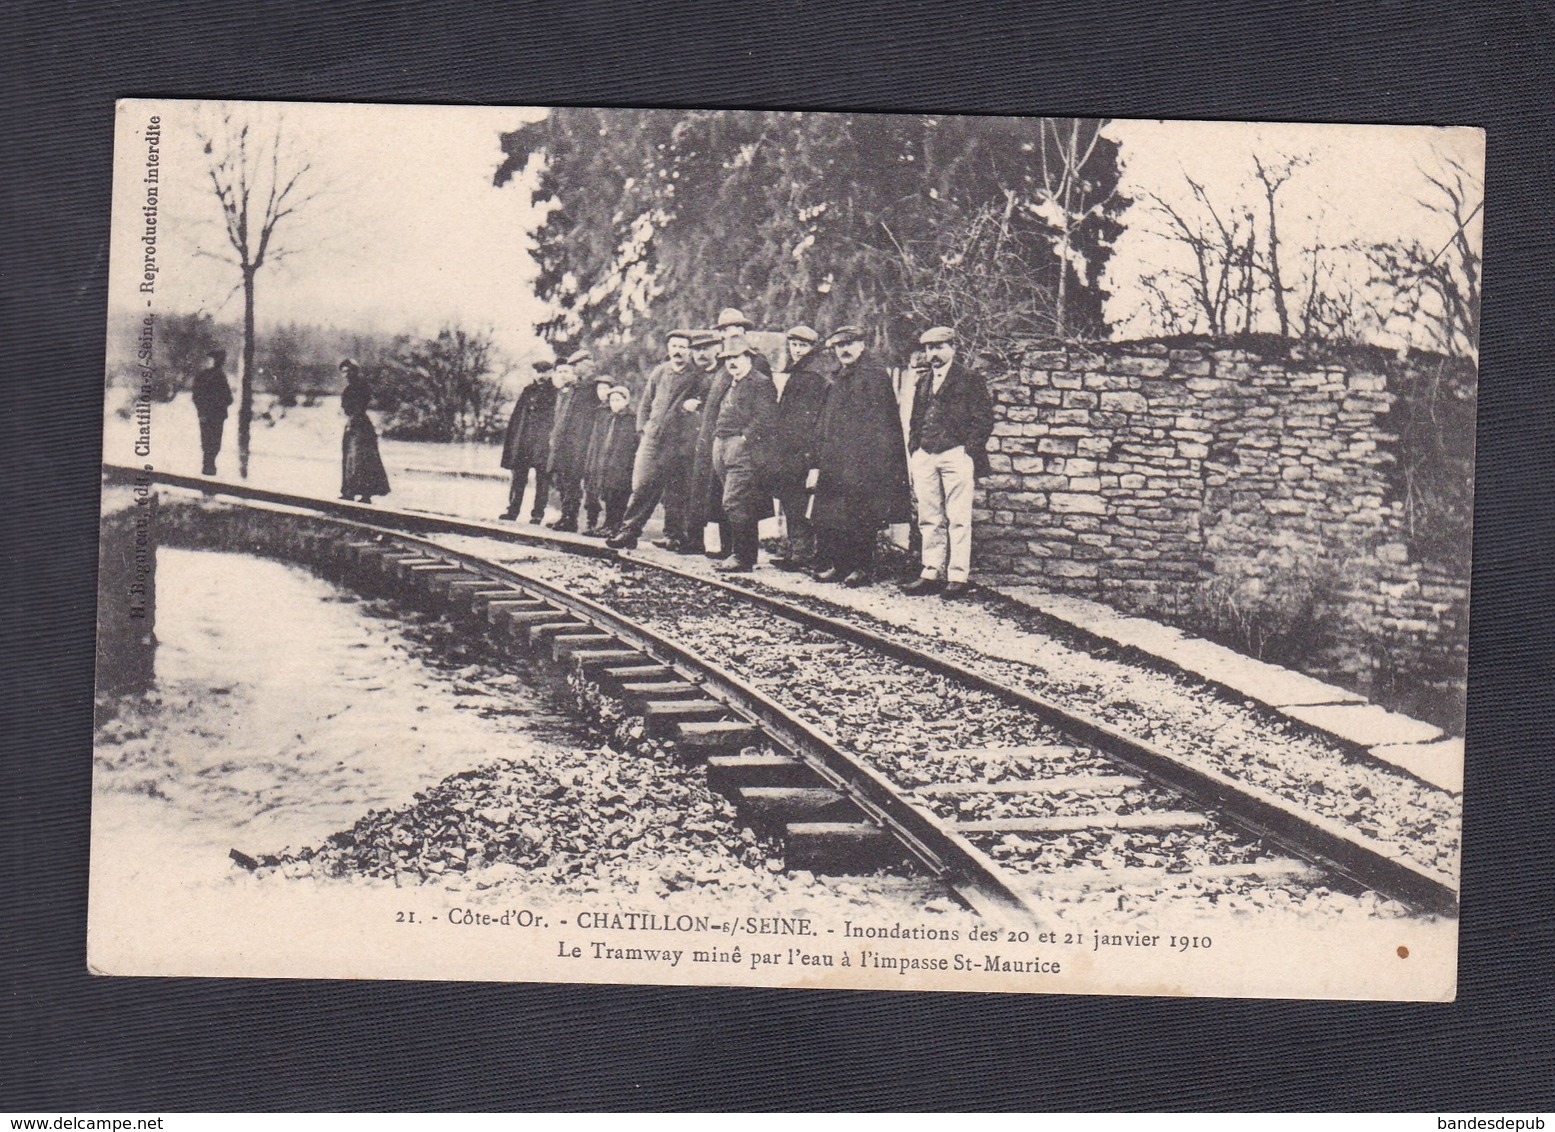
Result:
[5, 0, 1552, 1112]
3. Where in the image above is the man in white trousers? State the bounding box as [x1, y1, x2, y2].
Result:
[901, 326, 994, 597]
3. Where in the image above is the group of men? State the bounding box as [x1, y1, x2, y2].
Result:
[499, 308, 993, 596]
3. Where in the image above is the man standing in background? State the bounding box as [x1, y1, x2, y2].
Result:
[901, 326, 993, 597]
[499, 359, 556, 523]
[192, 348, 233, 477]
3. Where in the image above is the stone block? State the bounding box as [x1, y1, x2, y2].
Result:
[1050, 492, 1106, 515]
[1062, 390, 1100, 408]
[1100, 391, 1149, 414]
[1046, 559, 1100, 578]
[1051, 372, 1083, 390]
[1068, 476, 1102, 492]
[1037, 438, 1078, 455]
[1063, 458, 1098, 476]
[1111, 356, 1172, 377]
[1177, 442, 1209, 460]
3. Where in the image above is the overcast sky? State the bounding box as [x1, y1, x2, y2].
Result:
[110, 101, 1483, 362]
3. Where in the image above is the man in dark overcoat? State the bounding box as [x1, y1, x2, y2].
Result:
[765, 324, 832, 570]
[191, 348, 233, 476]
[544, 356, 596, 532]
[580, 371, 619, 536]
[499, 359, 556, 522]
[809, 325, 912, 586]
[607, 329, 711, 551]
[901, 326, 994, 596]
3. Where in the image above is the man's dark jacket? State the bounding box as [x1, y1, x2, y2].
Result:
[192, 364, 233, 420]
[546, 384, 598, 477]
[767, 350, 834, 485]
[812, 355, 911, 529]
[907, 359, 995, 477]
[501, 378, 556, 470]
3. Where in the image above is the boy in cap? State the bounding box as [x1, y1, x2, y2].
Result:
[584, 384, 640, 535]
[499, 359, 556, 522]
[709, 339, 778, 572]
[902, 326, 993, 596]
[766, 324, 832, 569]
[810, 326, 912, 586]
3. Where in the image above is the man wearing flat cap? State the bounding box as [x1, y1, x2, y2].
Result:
[810, 325, 912, 587]
[708, 339, 778, 572]
[765, 324, 833, 570]
[902, 326, 994, 597]
[499, 359, 556, 522]
[687, 325, 744, 558]
[607, 329, 709, 550]
[543, 354, 595, 532]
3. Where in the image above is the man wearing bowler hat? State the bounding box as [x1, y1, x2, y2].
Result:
[709, 338, 778, 572]
[901, 325, 993, 597]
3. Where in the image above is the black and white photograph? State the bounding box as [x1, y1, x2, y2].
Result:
[92, 100, 1480, 999]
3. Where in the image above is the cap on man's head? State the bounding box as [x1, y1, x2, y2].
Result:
[608, 384, 632, 401]
[785, 325, 819, 344]
[690, 330, 722, 349]
[339, 357, 360, 370]
[919, 326, 956, 346]
[533, 359, 554, 373]
[666, 328, 694, 343]
[210, 348, 227, 362]
[719, 340, 755, 360]
[825, 325, 865, 348]
[565, 348, 592, 365]
[715, 307, 752, 330]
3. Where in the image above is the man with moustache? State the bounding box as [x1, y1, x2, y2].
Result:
[901, 326, 994, 597]
[498, 358, 556, 523]
[543, 352, 596, 533]
[709, 338, 778, 572]
[607, 329, 714, 552]
[765, 325, 831, 570]
[809, 325, 911, 587]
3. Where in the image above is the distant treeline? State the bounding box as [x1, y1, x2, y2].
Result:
[106, 310, 399, 404]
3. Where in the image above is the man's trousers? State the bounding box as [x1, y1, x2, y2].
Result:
[910, 445, 975, 583]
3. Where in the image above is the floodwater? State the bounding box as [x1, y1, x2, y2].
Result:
[91, 547, 590, 886]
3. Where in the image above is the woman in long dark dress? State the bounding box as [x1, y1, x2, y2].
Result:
[338, 358, 391, 503]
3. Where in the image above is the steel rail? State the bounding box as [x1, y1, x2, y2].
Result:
[105, 463, 1460, 915]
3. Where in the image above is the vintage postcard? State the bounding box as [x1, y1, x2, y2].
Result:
[93, 99, 1479, 999]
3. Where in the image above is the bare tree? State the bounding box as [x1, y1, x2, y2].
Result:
[195, 105, 320, 476]
[1141, 175, 1252, 335]
[1368, 148, 1483, 359]
[1252, 154, 1308, 336]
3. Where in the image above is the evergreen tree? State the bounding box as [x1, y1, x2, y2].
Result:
[495, 111, 1125, 369]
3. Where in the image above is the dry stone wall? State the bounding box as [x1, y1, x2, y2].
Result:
[975, 338, 1471, 726]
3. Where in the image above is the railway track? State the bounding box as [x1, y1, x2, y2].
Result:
[105, 464, 1460, 921]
